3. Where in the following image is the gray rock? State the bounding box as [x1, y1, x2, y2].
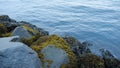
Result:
[0, 15, 20, 32]
[63, 36, 91, 56]
[0, 15, 49, 36]
[19, 21, 49, 36]
[0, 36, 42, 68]
[99, 49, 115, 59]
[10, 36, 20, 42]
[38, 28, 49, 36]
[6, 23, 18, 32]
[41, 45, 69, 68]
[13, 26, 32, 39]
[0, 15, 16, 23]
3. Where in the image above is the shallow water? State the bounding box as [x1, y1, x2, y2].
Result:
[0, 0, 120, 58]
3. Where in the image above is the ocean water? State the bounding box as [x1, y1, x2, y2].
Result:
[0, 0, 120, 58]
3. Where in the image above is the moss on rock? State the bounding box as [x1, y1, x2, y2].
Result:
[22, 25, 40, 35]
[0, 23, 7, 34]
[21, 33, 41, 46]
[31, 35, 77, 68]
[17, 25, 41, 46]
[78, 54, 105, 68]
[0, 23, 12, 37]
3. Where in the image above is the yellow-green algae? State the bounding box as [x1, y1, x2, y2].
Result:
[21, 33, 41, 46]
[0, 23, 12, 37]
[0, 23, 7, 33]
[22, 25, 39, 34]
[31, 35, 77, 68]
[20, 25, 41, 46]
[78, 53, 105, 68]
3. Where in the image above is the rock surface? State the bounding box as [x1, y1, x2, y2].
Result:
[19, 21, 49, 36]
[41, 45, 69, 68]
[31, 35, 76, 68]
[0, 15, 49, 37]
[63, 36, 91, 56]
[0, 36, 42, 68]
[99, 49, 120, 68]
[13, 26, 32, 39]
[0, 15, 16, 23]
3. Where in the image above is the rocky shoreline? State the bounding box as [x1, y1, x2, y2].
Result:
[0, 15, 120, 68]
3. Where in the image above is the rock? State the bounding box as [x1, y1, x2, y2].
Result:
[0, 36, 42, 68]
[13, 26, 32, 39]
[63, 36, 91, 56]
[99, 49, 115, 59]
[38, 28, 49, 36]
[19, 21, 49, 36]
[0, 15, 19, 32]
[10, 36, 20, 42]
[78, 54, 105, 68]
[99, 49, 120, 68]
[0, 15, 16, 23]
[6, 23, 18, 32]
[0, 15, 49, 37]
[31, 35, 76, 68]
[41, 45, 69, 68]
[103, 58, 120, 68]
[0, 23, 7, 35]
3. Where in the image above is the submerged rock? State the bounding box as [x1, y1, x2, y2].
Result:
[13, 26, 32, 39]
[0, 37, 42, 68]
[41, 45, 69, 68]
